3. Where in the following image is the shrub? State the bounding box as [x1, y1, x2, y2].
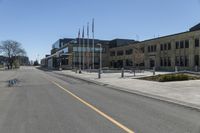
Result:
[158, 74, 189, 82]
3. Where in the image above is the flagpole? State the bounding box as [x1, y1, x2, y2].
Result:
[78, 29, 81, 72]
[92, 18, 95, 69]
[82, 26, 85, 70]
[87, 22, 90, 69]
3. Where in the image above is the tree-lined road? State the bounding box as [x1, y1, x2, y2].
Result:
[0, 67, 200, 133]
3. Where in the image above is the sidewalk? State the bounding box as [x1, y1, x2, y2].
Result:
[55, 70, 200, 109]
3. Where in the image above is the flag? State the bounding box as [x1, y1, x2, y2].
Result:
[87, 22, 89, 37]
[78, 29, 80, 39]
[92, 18, 94, 33]
[82, 26, 84, 38]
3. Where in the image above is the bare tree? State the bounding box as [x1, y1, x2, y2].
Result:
[132, 44, 144, 69]
[0, 40, 26, 69]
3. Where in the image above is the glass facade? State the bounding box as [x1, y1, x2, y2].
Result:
[73, 47, 102, 52]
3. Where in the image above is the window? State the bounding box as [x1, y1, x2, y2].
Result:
[176, 56, 179, 66]
[110, 51, 115, 56]
[117, 50, 124, 56]
[168, 57, 171, 66]
[195, 55, 199, 66]
[185, 40, 189, 48]
[160, 44, 163, 51]
[185, 56, 189, 67]
[164, 58, 167, 66]
[151, 46, 154, 52]
[195, 39, 199, 47]
[126, 59, 133, 66]
[176, 41, 179, 49]
[164, 44, 167, 50]
[180, 56, 184, 66]
[180, 41, 184, 48]
[153, 45, 157, 52]
[125, 49, 133, 55]
[168, 43, 171, 50]
[148, 46, 150, 52]
[160, 58, 163, 66]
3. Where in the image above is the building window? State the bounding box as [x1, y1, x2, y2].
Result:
[153, 45, 157, 52]
[110, 51, 115, 56]
[117, 50, 124, 56]
[185, 56, 189, 67]
[126, 59, 133, 66]
[125, 49, 133, 55]
[195, 39, 199, 47]
[195, 55, 199, 66]
[164, 44, 167, 50]
[151, 46, 154, 52]
[176, 56, 179, 66]
[176, 41, 179, 49]
[164, 58, 167, 66]
[160, 58, 163, 66]
[117, 60, 123, 68]
[148, 46, 150, 52]
[160, 44, 163, 51]
[168, 43, 171, 50]
[168, 57, 171, 66]
[180, 41, 184, 48]
[185, 40, 189, 48]
[180, 56, 184, 66]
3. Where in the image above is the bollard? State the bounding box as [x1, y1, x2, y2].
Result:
[75, 68, 78, 73]
[79, 69, 82, 74]
[195, 65, 198, 72]
[98, 69, 101, 79]
[121, 68, 124, 78]
[153, 67, 155, 76]
[175, 66, 178, 72]
[133, 69, 136, 76]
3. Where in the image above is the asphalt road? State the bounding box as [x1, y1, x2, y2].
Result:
[0, 67, 200, 133]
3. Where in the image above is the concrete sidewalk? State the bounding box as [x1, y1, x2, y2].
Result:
[54, 70, 200, 109]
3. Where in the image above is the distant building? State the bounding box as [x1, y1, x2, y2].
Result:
[41, 23, 200, 71]
[41, 38, 112, 69]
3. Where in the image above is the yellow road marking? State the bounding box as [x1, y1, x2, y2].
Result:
[50, 80, 135, 133]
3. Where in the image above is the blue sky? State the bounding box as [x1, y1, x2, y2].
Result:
[0, 0, 200, 61]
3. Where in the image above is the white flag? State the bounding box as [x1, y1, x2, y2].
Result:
[78, 29, 80, 39]
[87, 22, 89, 37]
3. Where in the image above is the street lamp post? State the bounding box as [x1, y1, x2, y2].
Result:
[97, 43, 102, 78]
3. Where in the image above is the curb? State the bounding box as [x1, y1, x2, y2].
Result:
[54, 71, 200, 111]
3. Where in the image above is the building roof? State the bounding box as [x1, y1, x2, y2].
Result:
[140, 23, 200, 43]
[109, 38, 138, 48]
[190, 23, 200, 31]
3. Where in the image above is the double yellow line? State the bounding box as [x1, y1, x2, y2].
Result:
[50, 80, 135, 133]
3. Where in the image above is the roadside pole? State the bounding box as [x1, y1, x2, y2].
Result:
[121, 67, 124, 78]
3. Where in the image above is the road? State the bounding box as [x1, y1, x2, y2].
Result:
[0, 66, 200, 133]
